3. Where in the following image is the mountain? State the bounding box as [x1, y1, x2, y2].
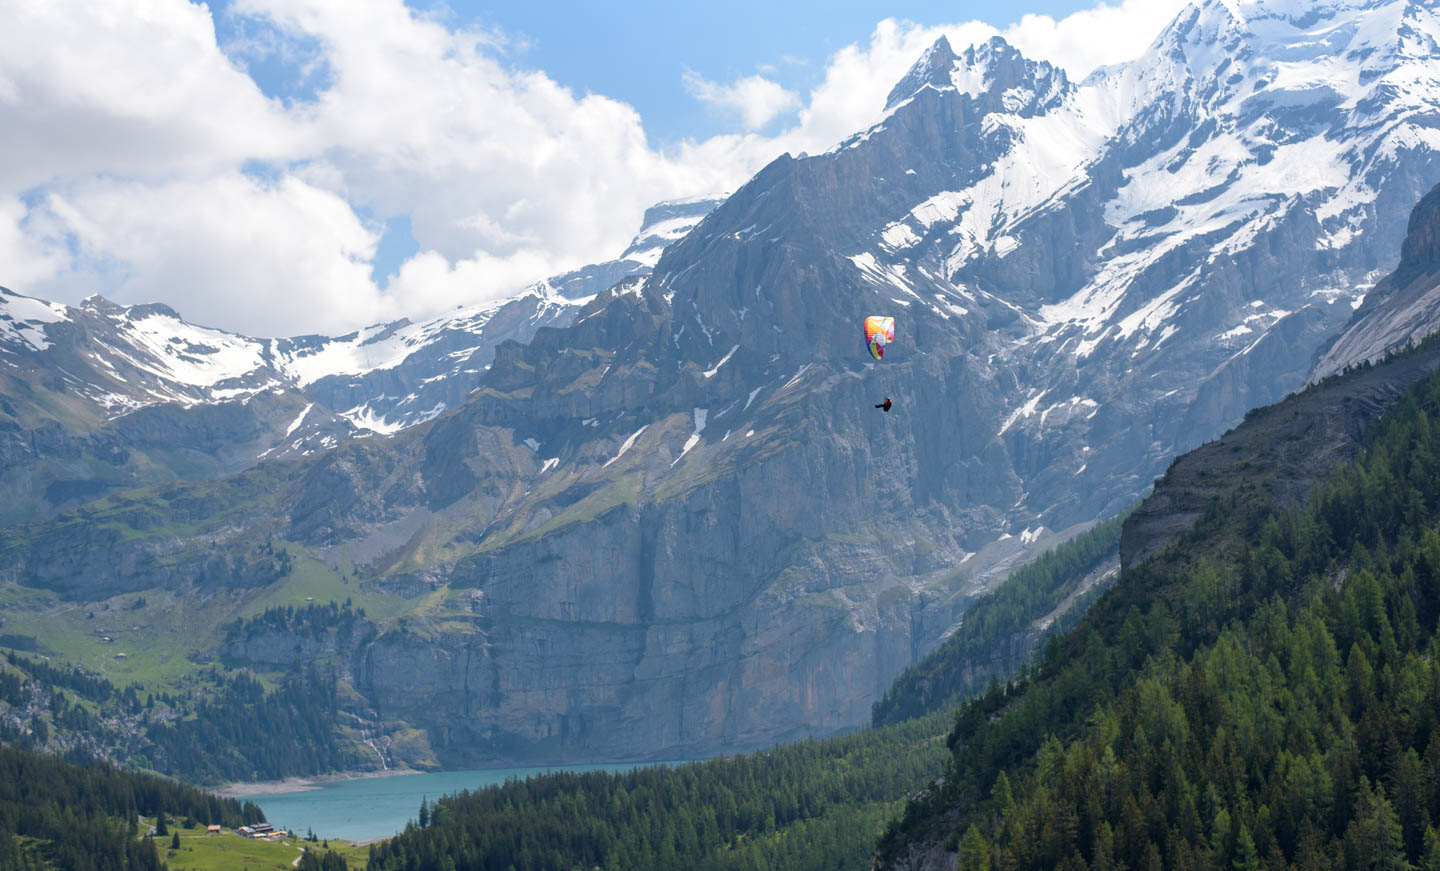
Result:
[874, 331, 1440, 871]
[869, 163, 1440, 870]
[7, 0, 1440, 770]
[215, 332, 1440, 869]
[0, 197, 720, 524]
[1312, 180, 1440, 380]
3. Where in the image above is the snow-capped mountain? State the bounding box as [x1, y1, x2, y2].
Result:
[0, 197, 720, 521]
[8, 0, 1440, 764]
[1, 196, 720, 433]
[802, 0, 1440, 518]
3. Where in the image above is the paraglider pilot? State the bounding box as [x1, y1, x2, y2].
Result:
[875, 397, 892, 413]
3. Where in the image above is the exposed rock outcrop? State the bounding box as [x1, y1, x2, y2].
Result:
[1312, 182, 1440, 381]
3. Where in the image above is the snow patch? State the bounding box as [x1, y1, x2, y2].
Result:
[703, 344, 739, 379]
[881, 222, 921, 250]
[603, 425, 648, 468]
[783, 364, 812, 390]
[1000, 390, 1048, 433]
[341, 405, 406, 435]
[0, 291, 68, 351]
[673, 408, 708, 465]
[284, 403, 315, 438]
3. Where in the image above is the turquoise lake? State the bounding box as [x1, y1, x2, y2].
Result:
[251, 763, 667, 842]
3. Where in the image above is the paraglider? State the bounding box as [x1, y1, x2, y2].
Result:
[864, 315, 895, 361]
[864, 316, 897, 412]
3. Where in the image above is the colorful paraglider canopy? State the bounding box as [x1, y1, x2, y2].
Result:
[864, 316, 895, 360]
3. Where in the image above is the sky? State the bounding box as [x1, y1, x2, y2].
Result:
[0, 0, 1193, 337]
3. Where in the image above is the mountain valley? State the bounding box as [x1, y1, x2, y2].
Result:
[6, 0, 1440, 777]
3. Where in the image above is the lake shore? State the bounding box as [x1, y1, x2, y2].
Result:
[222, 760, 679, 843]
[215, 768, 423, 798]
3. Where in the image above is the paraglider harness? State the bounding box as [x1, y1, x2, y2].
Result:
[875, 397, 892, 413]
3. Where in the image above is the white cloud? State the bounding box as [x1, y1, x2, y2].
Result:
[1003, 1, 1193, 78]
[0, 0, 295, 192]
[683, 70, 802, 130]
[0, 198, 67, 291]
[0, 0, 1191, 337]
[29, 173, 382, 336]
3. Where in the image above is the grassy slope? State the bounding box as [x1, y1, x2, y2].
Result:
[162, 825, 370, 871]
[0, 550, 409, 694]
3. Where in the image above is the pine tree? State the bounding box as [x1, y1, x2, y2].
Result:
[958, 824, 990, 871]
[1421, 826, 1440, 871]
[1232, 823, 1259, 871]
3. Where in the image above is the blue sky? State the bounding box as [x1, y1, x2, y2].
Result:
[447, 0, 1102, 142]
[218, 0, 1104, 144]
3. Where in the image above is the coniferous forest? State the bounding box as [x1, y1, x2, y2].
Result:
[0, 743, 262, 871]
[0, 657, 350, 785]
[877, 360, 1440, 869]
[366, 708, 952, 871]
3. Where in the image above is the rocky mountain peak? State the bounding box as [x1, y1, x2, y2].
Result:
[124, 302, 185, 322]
[1146, 0, 1248, 80]
[957, 36, 1063, 99]
[620, 195, 727, 267]
[883, 35, 1069, 118]
[79, 293, 124, 316]
[883, 35, 959, 112]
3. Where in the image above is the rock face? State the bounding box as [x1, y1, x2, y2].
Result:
[1312, 182, 1440, 381]
[10, 0, 1440, 767]
[884, 840, 961, 871]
